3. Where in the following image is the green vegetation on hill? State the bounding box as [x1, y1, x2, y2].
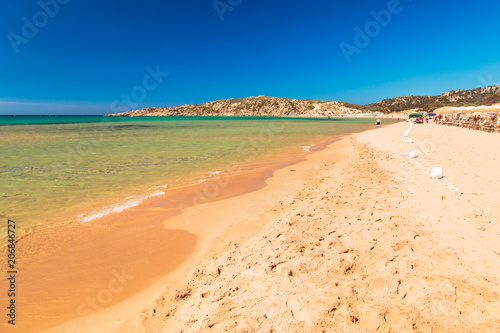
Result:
[108, 95, 362, 117]
[362, 85, 500, 113]
[107, 85, 500, 117]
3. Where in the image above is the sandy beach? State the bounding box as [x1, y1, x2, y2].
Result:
[39, 121, 499, 332]
[4, 1, 500, 332]
[1, 128, 353, 333]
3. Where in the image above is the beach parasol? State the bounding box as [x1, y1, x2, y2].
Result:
[428, 112, 437, 117]
[409, 112, 421, 118]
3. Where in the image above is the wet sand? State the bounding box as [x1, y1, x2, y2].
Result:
[0, 134, 348, 333]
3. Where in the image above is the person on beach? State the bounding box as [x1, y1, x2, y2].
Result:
[375, 119, 381, 128]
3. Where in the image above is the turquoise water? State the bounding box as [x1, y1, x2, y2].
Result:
[0, 116, 394, 235]
[0, 115, 326, 125]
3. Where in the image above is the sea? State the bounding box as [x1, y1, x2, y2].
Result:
[0, 115, 394, 237]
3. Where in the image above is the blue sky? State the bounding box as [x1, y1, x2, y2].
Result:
[1, 0, 500, 115]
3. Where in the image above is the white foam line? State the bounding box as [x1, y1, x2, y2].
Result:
[301, 143, 316, 152]
[79, 190, 165, 223]
[201, 170, 222, 182]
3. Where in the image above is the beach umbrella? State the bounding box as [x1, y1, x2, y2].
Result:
[428, 112, 437, 117]
[409, 112, 420, 118]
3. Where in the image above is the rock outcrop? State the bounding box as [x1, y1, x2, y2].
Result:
[107, 96, 364, 117]
[106, 85, 500, 116]
[365, 85, 500, 112]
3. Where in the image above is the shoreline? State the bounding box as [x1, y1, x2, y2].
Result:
[0, 126, 371, 333]
[0, 116, 385, 242]
[43, 130, 358, 333]
[91, 122, 499, 332]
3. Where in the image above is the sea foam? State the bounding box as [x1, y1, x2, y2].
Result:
[201, 170, 222, 182]
[79, 190, 165, 223]
[302, 144, 316, 152]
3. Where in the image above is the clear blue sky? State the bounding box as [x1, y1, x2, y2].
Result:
[1, 0, 500, 115]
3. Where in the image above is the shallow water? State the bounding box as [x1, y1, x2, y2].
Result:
[0, 116, 393, 236]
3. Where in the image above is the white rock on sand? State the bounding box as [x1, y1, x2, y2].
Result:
[130, 122, 500, 332]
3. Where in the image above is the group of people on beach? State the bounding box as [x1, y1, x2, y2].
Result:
[435, 113, 500, 132]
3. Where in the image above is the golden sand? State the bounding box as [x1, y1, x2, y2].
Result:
[4, 121, 499, 332]
[0, 135, 343, 333]
[95, 122, 499, 333]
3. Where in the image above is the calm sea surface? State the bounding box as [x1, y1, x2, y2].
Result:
[0, 116, 394, 235]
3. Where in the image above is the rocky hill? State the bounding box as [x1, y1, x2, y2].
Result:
[108, 96, 363, 117]
[107, 85, 500, 116]
[363, 85, 500, 112]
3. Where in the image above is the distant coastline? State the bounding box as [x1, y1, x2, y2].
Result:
[106, 85, 500, 118]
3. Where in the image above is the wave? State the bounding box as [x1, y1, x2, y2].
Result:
[79, 190, 165, 223]
[201, 170, 222, 182]
[301, 144, 316, 152]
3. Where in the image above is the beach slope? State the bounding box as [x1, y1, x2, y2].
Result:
[98, 123, 500, 332]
